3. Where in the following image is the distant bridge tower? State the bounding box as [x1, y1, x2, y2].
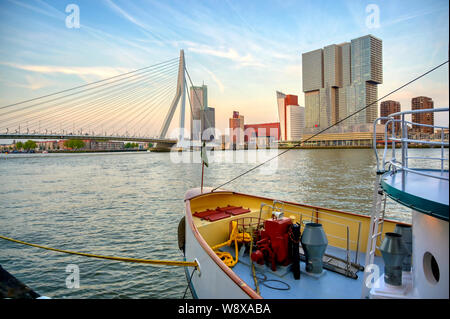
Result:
[159, 49, 186, 141]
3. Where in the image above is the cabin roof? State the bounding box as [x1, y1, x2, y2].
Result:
[381, 169, 449, 221]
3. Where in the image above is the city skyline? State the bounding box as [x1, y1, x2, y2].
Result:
[0, 0, 448, 135]
[302, 34, 383, 130]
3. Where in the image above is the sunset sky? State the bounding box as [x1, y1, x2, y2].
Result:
[0, 0, 448, 135]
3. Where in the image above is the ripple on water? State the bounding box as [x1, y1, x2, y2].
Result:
[1, 149, 446, 298]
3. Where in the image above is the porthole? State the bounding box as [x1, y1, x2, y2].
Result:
[423, 252, 440, 284]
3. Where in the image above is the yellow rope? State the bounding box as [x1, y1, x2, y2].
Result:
[211, 221, 252, 268]
[0, 235, 198, 268]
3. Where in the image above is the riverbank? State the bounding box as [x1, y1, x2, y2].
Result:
[48, 149, 147, 153]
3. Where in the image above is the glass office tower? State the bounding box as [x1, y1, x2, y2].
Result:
[302, 35, 382, 130]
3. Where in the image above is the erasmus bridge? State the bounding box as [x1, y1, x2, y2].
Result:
[0, 50, 193, 149]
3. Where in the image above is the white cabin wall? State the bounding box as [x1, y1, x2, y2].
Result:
[412, 210, 449, 298]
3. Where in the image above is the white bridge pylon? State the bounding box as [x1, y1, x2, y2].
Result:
[159, 49, 186, 142]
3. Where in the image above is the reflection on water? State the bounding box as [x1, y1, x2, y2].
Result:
[0, 148, 447, 298]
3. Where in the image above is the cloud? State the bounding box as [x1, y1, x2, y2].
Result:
[187, 44, 264, 68]
[102, 0, 163, 45]
[202, 67, 225, 93]
[1, 62, 130, 80]
[0, 74, 54, 90]
[6, 0, 64, 20]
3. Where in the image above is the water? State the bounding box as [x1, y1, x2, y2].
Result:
[0, 148, 447, 298]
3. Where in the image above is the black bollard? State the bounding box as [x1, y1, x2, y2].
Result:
[289, 223, 301, 280]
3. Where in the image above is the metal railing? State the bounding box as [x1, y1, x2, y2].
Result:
[373, 107, 449, 180]
[253, 201, 363, 277]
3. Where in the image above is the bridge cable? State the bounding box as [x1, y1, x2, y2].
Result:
[0, 61, 179, 125]
[97, 78, 177, 134]
[211, 59, 449, 192]
[0, 72, 179, 135]
[45, 74, 177, 134]
[0, 64, 179, 132]
[0, 57, 178, 110]
[0, 67, 179, 133]
[128, 83, 179, 137]
[111, 82, 178, 136]
[47, 76, 177, 135]
[0, 61, 179, 120]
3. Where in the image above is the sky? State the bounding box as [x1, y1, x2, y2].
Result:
[0, 0, 448, 136]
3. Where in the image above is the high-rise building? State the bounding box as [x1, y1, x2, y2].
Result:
[229, 111, 245, 148]
[276, 92, 305, 141]
[380, 100, 401, 133]
[190, 85, 215, 140]
[302, 34, 383, 130]
[286, 104, 305, 141]
[202, 106, 215, 140]
[411, 96, 434, 134]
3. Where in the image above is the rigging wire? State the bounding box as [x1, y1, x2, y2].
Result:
[211, 59, 449, 192]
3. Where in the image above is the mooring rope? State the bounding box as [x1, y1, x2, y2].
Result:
[0, 235, 198, 268]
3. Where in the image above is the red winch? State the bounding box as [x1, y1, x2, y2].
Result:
[251, 215, 292, 271]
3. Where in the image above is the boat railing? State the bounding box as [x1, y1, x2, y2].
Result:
[282, 207, 361, 267]
[254, 201, 364, 271]
[373, 107, 449, 179]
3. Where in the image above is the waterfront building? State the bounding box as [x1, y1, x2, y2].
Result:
[411, 96, 434, 134]
[85, 140, 124, 151]
[286, 105, 305, 141]
[229, 111, 245, 149]
[276, 92, 305, 141]
[244, 122, 280, 147]
[36, 140, 62, 151]
[380, 100, 401, 133]
[298, 123, 386, 147]
[302, 34, 383, 130]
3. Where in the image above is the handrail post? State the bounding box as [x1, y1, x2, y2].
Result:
[441, 129, 445, 173]
[355, 221, 361, 265]
[401, 113, 407, 189]
[346, 226, 350, 276]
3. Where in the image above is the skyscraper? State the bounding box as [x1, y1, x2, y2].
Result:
[202, 106, 215, 140]
[229, 111, 245, 148]
[411, 96, 434, 134]
[302, 34, 383, 130]
[190, 85, 215, 140]
[380, 100, 401, 133]
[276, 92, 305, 141]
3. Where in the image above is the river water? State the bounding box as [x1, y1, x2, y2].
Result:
[0, 148, 447, 298]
